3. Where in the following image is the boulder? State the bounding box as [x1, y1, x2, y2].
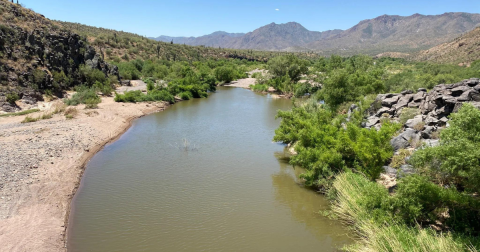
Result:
[383, 166, 398, 176]
[451, 85, 471, 97]
[401, 90, 414, 95]
[413, 91, 426, 102]
[382, 96, 400, 107]
[376, 107, 394, 117]
[421, 126, 435, 139]
[390, 129, 420, 151]
[366, 116, 380, 128]
[425, 116, 439, 126]
[405, 115, 423, 129]
[394, 94, 414, 110]
[417, 88, 427, 92]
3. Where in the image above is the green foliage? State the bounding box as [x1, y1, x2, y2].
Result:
[250, 84, 269, 92]
[332, 173, 477, 252]
[411, 103, 480, 193]
[214, 65, 236, 83]
[65, 86, 101, 106]
[316, 56, 384, 109]
[79, 65, 107, 86]
[114, 90, 175, 104]
[268, 55, 309, 82]
[0, 108, 39, 117]
[6, 92, 19, 104]
[273, 99, 400, 187]
[390, 175, 480, 234]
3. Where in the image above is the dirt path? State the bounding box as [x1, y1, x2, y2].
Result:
[0, 98, 168, 252]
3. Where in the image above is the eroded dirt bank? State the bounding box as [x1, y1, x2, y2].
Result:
[0, 98, 168, 252]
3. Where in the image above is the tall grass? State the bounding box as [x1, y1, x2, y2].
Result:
[332, 173, 476, 252]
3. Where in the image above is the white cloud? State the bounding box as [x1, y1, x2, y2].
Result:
[275, 9, 279, 11]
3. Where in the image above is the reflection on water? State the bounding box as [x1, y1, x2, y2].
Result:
[272, 149, 351, 249]
[68, 87, 352, 252]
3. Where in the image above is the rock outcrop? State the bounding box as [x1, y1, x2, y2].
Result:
[0, 1, 119, 112]
[366, 78, 480, 145]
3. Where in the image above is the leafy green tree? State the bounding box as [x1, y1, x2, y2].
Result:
[267, 55, 308, 82]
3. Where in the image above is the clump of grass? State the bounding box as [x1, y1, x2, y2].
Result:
[399, 108, 420, 125]
[0, 109, 40, 117]
[390, 149, 413, 169]
[414, 121, 426, 131]
[21, 116, 39, 123]
[332, 173, 474, 252]
[41, 113, 52, 120]
[64, 107, 78, 119]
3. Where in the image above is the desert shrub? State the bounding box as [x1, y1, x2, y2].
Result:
[114, 90, 174, 104]
[21, 116, 39, 123]
[250, 84, 269, 92]
[65, 87, 101, 106]
[64, 107, 78, 119]
[6, 93, 19, 104]
[274, 99, 400, 187]
[411, 103, 480, 192]
[93, 80, 113, 96]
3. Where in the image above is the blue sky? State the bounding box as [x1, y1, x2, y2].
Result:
[21, 0, 480, 37]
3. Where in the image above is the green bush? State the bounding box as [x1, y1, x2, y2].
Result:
[274, 99, 400, 187]
[6, 93, 19, 104]
[411, 103, 480, 192]
[65, 87, 101, 106]
[179, 91, 193, 100]
[250, 84, 269, 92]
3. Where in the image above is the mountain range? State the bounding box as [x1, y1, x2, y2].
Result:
[152, 12, 480, 55]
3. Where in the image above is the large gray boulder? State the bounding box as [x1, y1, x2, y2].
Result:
[390, 129, 420, 151]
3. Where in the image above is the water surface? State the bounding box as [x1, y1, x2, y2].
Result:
[68, 87, 352, 252]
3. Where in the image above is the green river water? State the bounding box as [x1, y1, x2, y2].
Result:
[67, 87, 352, 252]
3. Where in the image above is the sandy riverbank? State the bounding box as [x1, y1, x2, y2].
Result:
[0, 97, 168, 252]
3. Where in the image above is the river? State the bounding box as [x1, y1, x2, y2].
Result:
[67, 87, 352, 252]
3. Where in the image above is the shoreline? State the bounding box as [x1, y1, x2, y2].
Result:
[0, 97, 169, 252]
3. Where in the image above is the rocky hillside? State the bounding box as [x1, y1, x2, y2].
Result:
[365, 78, 480, 152]
[413, 27, 480, 65]
[0, 0, 118, 112]
[306, 13, 480, 56]
[153, 13, 480, 55]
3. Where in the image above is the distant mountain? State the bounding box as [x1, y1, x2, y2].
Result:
[151, 31, 245, 47]
[413, 26, 480, 65]
[306, 12, 480, 55]
[152, 22, 342, 50]
[153, 13, 480, 55]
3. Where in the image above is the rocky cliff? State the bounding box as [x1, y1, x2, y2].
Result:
[0, 0, 119, 112]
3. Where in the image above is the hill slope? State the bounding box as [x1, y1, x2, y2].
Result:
[413, 27, 480, 65]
